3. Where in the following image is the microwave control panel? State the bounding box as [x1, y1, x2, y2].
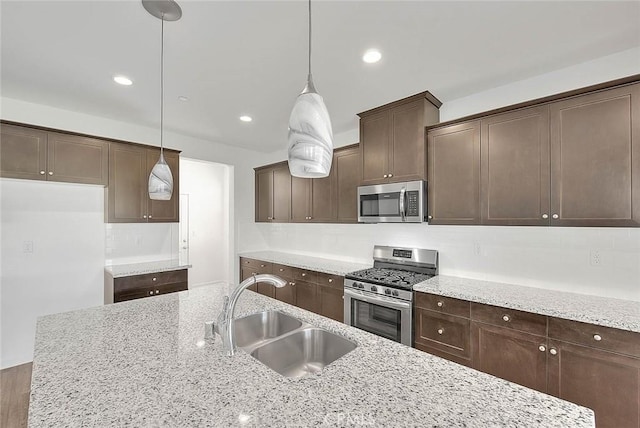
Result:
[407, 191, 419, 216]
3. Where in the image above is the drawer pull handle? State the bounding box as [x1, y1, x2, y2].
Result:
[502, 315, 510, 322]
[436, 301, 443, 308]
[538, 345, 546, 352]
[549, 348, 557, 356]
[593, 334, 602, 341]
[328, 278, 333, 283]
[437, 328, 444, 335]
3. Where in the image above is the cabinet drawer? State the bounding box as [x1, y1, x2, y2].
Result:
[114, 269, 188, 292]
[317, 272, 343, 290]
[548, 317, 640, 358]
[414, 292, 470, 318]
[470, 303, 547, 336]
[293, 268, 317, 283]
[415, 309, 471, 359]
[272, 263, 295, 279]
[240, 258, 272, 272]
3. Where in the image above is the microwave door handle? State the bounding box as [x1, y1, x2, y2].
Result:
[344, 288, 411, 311]
[399, 187, 406, 222]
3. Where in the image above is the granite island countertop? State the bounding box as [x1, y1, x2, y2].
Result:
[29, 284, 594, 427]
[105, 259, 192, 278]
[414, 275, 640, 333]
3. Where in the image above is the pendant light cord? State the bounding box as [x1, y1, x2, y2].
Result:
[160, 13, 165, 155]
[308, 0, 311, 78]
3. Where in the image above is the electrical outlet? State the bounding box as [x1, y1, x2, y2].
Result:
[590, 250, 601, 266]
[23, 240, 34, 253]
[473, 242, 482, 256]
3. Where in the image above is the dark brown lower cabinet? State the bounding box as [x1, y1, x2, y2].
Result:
[547, 340, 640, 428]
[471, 322, 547, 393]
[294, 280, 318, 313]
[414, 309, 471, 367]
[110, 269, 188, 303]
[318, 285, 343, 322]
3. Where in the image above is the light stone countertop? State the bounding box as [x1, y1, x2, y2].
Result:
[414, 275, 640, 333]
[29, 284, 594, 427]
[105, 259, 192, 278]
[239, 250, 371, 276]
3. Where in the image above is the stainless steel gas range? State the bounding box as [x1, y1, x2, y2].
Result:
[344, 246, 438, 346]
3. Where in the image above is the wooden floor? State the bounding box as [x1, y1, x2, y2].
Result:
[0, 363, 32, 428]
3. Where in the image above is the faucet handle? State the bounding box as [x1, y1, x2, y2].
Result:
[205, 320, 216, 340]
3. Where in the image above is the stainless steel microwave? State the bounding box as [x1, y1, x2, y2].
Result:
[357, 180, 427, 223]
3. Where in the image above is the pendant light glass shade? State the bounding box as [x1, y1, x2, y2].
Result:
[143, 0, 181, 201]
[287, 0, 333, 178]
[149, 152, 173, 200]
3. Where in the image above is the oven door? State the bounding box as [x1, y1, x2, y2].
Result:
[343, 288, 412, 346]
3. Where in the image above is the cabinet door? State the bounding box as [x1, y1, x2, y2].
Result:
[47, 132, 109, 185]
[548, 340, 640, 428]
[318, 285, 343, 322]
[241, 266, 258, 292]
[291, 176, 310, 222]
[335, 145, 360, 223]
[107, 143, 147, 223]
[550, 83, 640, 226]
[389, 100, 425, 183]
[275, 282, 296, 305]
[255, 168, 273, 222]
[0, 124, 47, 180]
[147, 149, 180, 222]
[310, 173, 335, 222]
[480, 106, 550, 225]
[294, 280, 318, 313]
[427, 121, 481, 224]
[360, 110, 390, 185]
[272, 164, 291, 222]
[471, 321, 548, 393]
[257, 282, 276, 298]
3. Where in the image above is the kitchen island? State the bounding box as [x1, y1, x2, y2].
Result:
[29, 284, 594, 427]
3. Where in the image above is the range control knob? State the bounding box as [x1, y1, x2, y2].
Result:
[384, 289, 391, 295]
[371, 286, 378, 292]
[392, 290, 399, 297]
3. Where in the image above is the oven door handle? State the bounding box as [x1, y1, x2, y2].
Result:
[399, 187, 406, 222]
[344, 288, 412, 310]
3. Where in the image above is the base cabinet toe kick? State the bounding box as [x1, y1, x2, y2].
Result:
[414, 291, 640, 428]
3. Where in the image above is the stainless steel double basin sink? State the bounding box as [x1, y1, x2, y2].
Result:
[233, 311, 357, 378]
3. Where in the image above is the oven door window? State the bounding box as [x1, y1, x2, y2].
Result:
[351, 299, 402, 343]
[360, 192, 401, 218]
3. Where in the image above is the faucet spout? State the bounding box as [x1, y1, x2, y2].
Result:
[218, 274, 287, 356]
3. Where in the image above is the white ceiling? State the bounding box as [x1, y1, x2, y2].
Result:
[2, 1, 639, 153]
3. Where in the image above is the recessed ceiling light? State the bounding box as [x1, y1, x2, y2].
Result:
[362, 49, 382, 64]
[113, 75, 133, 86]
[239, 115, 252, 122]
[178, 96, 189, 102]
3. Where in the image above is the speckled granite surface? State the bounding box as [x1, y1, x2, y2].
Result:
[415, 275, 640, 333]
[30, 284, 594, 427]
[239, 250, 371, 276]
[105, 259, 191, 278]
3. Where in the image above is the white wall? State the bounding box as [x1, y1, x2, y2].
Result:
[105, 223, 178, 265]
[0, 179, 105, 368]
[249, 49, 640, 302]
[180, 158, 231, 287]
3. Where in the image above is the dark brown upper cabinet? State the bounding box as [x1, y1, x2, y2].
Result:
[480, 106, 550, 226]
[291, 174, 335, 223]
[549, 83, 640, 226]
[255, 162, 291, 223]
[358, 92, 441, 186]
[427, 121, 481, 225]
[1, 124, 108, 185]
[335, 144, 360, 223]
[106, 142, 179, 223]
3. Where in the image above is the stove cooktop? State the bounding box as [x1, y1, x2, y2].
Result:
[345, 267, 434, 290]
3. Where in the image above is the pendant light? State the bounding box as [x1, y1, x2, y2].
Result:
[287, 0, 334, 178]
[143, 0, 181, 200]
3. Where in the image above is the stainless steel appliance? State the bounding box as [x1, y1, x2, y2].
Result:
[357, 180, 427, 223]
[344, 246, 438, 346]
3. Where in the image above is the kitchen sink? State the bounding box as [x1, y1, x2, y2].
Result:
[233, 311, 302, 349]
[249, 328, 357, 378]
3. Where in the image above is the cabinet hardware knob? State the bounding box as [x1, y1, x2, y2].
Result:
[542, 214, 549, 219]
[289, 282, 296, 286]
[428, 215, 433, 220]
[149, 291, 153, 295]
[593, 334, 602, 341]
[148, 215, 152, 219]
[40, 170, 45, 175]
[437, 328, 444, 335]
[538, 345, 546, 352]
[152, 278, 157, 281]
[279, 268, 284, 272]
[328, 278, 333, 283]
[437, 301, 443, 308]
[260, 264, 265, 268]
[48, 171, 53, 175]
[388, 173, 393, 178]
[302, 273, 306, 277]
[552, 214, 559, 219]
[143, 215, 147, 219]
[383, 174, 388, 178]
[549, 348, 557, 356]
[155, 290, 159, 294]
[502, 315, 510, 322]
